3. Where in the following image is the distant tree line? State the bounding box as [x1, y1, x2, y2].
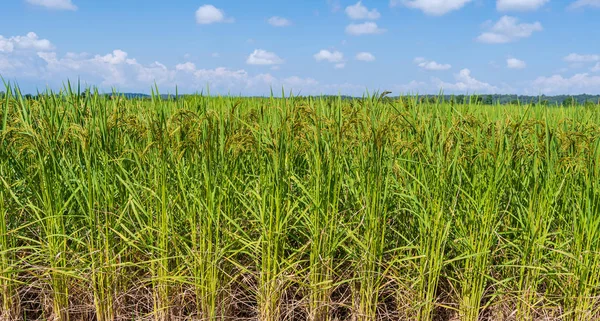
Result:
[405, 94, 600, 106]
[3, 91, 600, 107]
[313, 94, 600, 107]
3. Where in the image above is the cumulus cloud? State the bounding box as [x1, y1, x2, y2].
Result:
[345, 1, 381, 20]
[195, 5, 233, 24]
[391, 69, 505, 94]
[314, 50, 344, 63]
[35, 49, 172, 87]
[10, 49, 315, 93]
[477, 16, 542, 44]
[267, 16, 291, 27]
[355, 52, 376, 62]
[569, 0, 600, 9]
[496, 0, 549, 11]
[175, 62, 196, 72]
[94, 49, 129, 65]
[246, 49, 284, 65]
[0, 39, 12, 53]
[414, 57, 451, 70]
[506, 58, 526, 69]
[435, 69, 498, 93]
[592, 63, 600, 72]
[390, 0, 474, 16]
[313, 50, 348, 69]
[25, 0, 77, 11]
[563, 53, 600, 63]
[0, 33, 365, 95]
[179, 66, 251, 85]
[530, 73, 600, 94]
[345, 22, 386, 35]
[0, 32, 54, 52]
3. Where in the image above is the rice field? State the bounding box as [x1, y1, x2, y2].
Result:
[1, 84, 600, 321]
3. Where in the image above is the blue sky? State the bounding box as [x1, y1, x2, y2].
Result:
[1, 0, 600, 95]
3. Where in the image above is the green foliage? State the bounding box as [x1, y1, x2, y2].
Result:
[1, 84, 600, 321]
[483, 95, 493, 105]
[470, 95, 483, 104]
[584, 100, 597, 108]
[563, 96, 577, 107]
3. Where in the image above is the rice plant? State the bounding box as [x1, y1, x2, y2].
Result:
[1, 83, 600, 321]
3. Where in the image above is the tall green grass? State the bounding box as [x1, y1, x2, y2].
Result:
[1, 84, 600, 320]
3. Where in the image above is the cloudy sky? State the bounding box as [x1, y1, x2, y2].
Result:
[1, 0, 600, 95]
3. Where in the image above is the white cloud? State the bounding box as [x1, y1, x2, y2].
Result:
[0, 38, 13, 53]
[175, 62, 196, 72]
[345, 1, 381, 20]
[35, 49, 175, 87]
[390, 0, 474, 16]
[246, 49, 284, 65]
[563, 53, 600, 63]
[195, 5, 233, 24]
[12, 32, 54, 51]
[94, 49, 129, 65]
[135, 61, 171, 84]
[569, 0, 600, 9]
[25, 0, 77, 11]
[391, 69, 507, 94]
[267, 16, 291, 27]
[64, 52, 89, 59]
[435, 69, 498, 92]
[189, 67, 248, 83]
[530, 73, 600, 94]
[496, 0, 549, 11]
[37, 52, 82, 70]
[312, 50, 347, 69]
[0, 32, 54, 53]
[507, 58, 526, 69]
[414, 57, 451, 70]
[345, 22, 386, 35]
[0, 33, 365, 95]
[355, 52, 376, 62]
[184, 69, 347, 95]
[592, 63, 600, 72]
[27, 49, 305, 93]
[477, 16, 542, 44]
[314, 50, 344, 63]
[211, 52, 220, 58]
